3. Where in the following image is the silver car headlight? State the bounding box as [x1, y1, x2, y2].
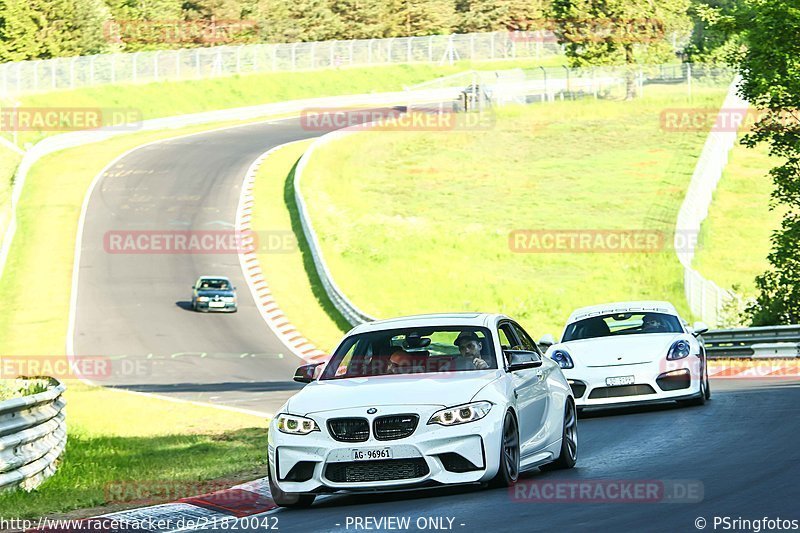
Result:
[428, 401, 492, 426]
[197, 296, 209, 302]
[276, 414, 319, 435]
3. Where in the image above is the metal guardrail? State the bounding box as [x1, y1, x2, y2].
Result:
[293, 128, 378, 327]
[702, 325, 800, 359]
[0, 378, 67, 492]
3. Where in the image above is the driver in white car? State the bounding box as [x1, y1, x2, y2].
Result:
[454, 331, 490, 370]
[641, 314, 668, 333]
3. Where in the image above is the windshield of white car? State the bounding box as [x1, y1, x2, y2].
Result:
[561, 312, 683, 341]
[320, 326, 497, 380]
[197, 279, 230, 290]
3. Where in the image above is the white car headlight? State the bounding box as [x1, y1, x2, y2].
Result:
[428, 401, 492, 426]
[223, 296, 235, 302]
[197, 296, 209, 302]
[667, 340, 691, 360]
[550, 349, 574, 369]
[276, 414, 319, 435]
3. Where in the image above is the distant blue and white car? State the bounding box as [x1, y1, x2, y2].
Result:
[268, 313, 576, 508]
[191, 275, 237, 312]
[544, 301, 710, 410]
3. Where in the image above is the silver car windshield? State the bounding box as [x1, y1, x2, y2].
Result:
[321, 326, 497, 380]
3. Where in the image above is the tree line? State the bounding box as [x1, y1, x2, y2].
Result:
[0, 0, 738, 63]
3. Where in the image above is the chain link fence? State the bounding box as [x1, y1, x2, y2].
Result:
[0, 32, 566, 97]
[675, 76, 746, 327]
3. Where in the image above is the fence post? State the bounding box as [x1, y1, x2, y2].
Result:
[470, 33, 475, 60]
[349, 40, 354, 65]
[236, 45, 242, 73]
[33, 62, 38, 92]
[176, 50, 181, 78]
[291, 43, 297, 70]
[387, 38, 393, 64]
[70, 57, 76, 88]
[310, 42, 316, 69]
[154, 51, 160, 80]
[330, 40, 336, 66]
[490, 32, 495, 60]
[428, 35, 434, 62]
[687, 63, 692, 99]
[407, 37, 413, 63]
[368, 39, 373, 64]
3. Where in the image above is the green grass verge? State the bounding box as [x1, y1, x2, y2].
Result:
[0, 145, 22, 243]
[693, 138, 781, 297]
[0, 383, 267, 519]
[251, 141, 350, 352]
[299, 85, 729, 337]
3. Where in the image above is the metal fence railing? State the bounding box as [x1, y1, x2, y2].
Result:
[674, 77, 747, 327]
[0, 31, 565, 97]
[0, 379, 66, 492]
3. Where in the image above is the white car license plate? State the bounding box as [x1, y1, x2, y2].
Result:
[352, 448, 392, 461]
[606, 375, 635, 386]
[209, 301, 225, 308]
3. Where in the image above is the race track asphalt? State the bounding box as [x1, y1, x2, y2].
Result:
[72, 119, 330, 415]
[244, 377, 800, 532]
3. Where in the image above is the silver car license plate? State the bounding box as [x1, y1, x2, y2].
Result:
[209, 301, 225, 308]
[352, 448, 392, 461]
[606, 375, 635, 386]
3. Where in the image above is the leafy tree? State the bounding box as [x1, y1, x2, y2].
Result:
[389, 0, 455, 36]
[0, 0, 45, 61]
[684, 0, 742, 63]
[455, 0, 509, 33]
[261, 0, 342, 42]
[330, 0, 393, 39]
[549, 0, 691, 97]
[737, 0, 800, 324]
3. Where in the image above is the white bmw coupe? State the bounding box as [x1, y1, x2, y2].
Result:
[544, 301, 711, 411]
[268, 313, 576, 507]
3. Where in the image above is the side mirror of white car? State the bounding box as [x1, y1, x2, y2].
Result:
[505, 350, 543, 372]
[692, 321, 709, 336]
[539, 333, 556, 347]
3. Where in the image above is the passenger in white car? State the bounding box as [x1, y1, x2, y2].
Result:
[454, 331, 490, 370]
